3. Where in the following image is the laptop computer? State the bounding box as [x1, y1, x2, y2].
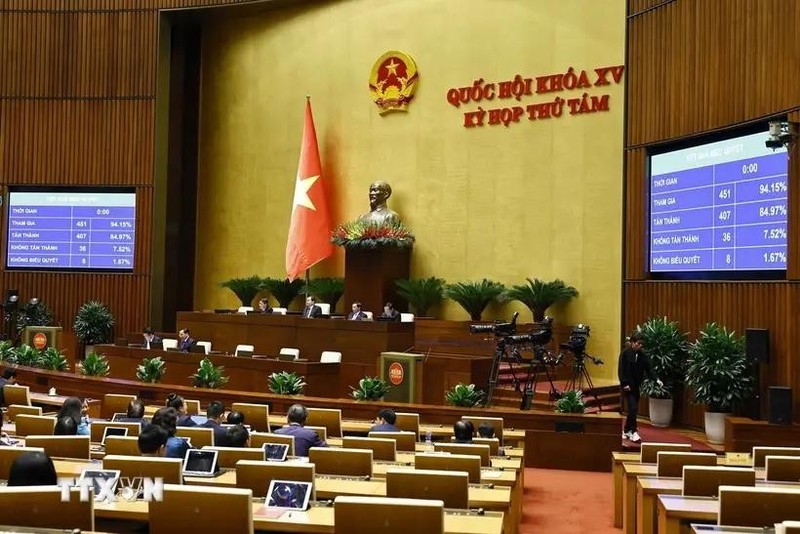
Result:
[265, 480, 312, 510]
[276, 353, 295, 362]
[263, 443, 289, 462]
[236, 350, 254, 358]
[111, 413, 127, 422]
[189, 345, 206, 354]
[182, 449, 220, 478]
[78, 469, 121, 500]
[101, 426, 129, 446]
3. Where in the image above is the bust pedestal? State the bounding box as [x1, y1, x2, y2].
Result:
[343, 247, 411, 316]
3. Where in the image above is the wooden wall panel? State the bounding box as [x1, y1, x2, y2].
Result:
[625, 0, 800, 424]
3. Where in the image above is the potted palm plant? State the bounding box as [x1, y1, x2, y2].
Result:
[443, 279, 505, 321]
[78, 352, 110, 377]
[635, 317, 689, 427]
[190, 358, 228, 389]
[503, 278, 578, 322]
[220, 276, 263, 308]
[444, 383, 485, 407]
[302, 277, 345, 313]
[136, 356, 166, 383]
[40, 347, 69, 372]
[350, 376, 391, 401]
[73, 301, 115, 356]
[262, 278, 305, 310]
[268, 371, 306, 395]
[685, 323, 754, 444]
[395, 277, 445, 317]
[554, 390, 586, 414]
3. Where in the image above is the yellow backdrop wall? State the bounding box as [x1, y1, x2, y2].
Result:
[195, 0, 625, 378]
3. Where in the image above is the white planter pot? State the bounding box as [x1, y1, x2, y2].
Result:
[648, 398, 674, 427]
[84, 345, 95, 358]
[704, 411, 731, 444]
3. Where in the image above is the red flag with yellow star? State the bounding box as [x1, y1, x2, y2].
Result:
[285, 98, 333, 281]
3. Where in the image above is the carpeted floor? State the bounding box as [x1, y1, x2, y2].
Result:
[521, 467, 620, 533]
[620, 421, 722, 453]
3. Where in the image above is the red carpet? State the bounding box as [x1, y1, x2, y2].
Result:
[521, 467, 620, 533]
[620, 422, 720, 453]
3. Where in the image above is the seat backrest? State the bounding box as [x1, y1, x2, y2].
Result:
[369, 431, 416, 452]
[719, 486, 800, 528]
[237, 306, 254, 314]
[182, 399, 200, 415]
[434, 443, 491, 467]
[26, 435, 90, 460]
[320, 351, 342, 363]
[149, 485, 254, 534]
[0, 446, 45, 479]
[102, 455, 183, 485]
[656, 451, 717, 477]
[202, 446, 264, 469]
[364, 311, 374, 320]
[235, 344, 255, 356]
[0, 487, 93, 531]
[765, 455, 800, 482]
[7, 404, 41, 421]
[305, 425, 327, 442]
[640, 442, 692, 463]
[343, 436, 396, 462]
[177, 426, 215, 447]
[306, 407, 342, 438]
[462, 416, 504, 445]
[272, 308, 287, 315]
[4, 384, 30, 406]
[90, 421, 141, 443]
[104, 436, 142, 457]
[309, 447, 373, 477]
[400, 313, 415, 323]
[196, 341, 212, 355]
[249, 432, 295, 456]
[386, 469, 469, 509]
[162, 339, 178, 350]
[334, 496, 444, 534]
[395, 413, 420, 438]
[279, 347, 300, 360]
[235, 460, 315, 498]
[415, 453, 482, 484]
[102, 394, 136, 420]
[471, 437, 501, 456]
[753, 446, 800, 468]
[316, 303, 331, 315]
[15, 414, 55, 437]
[682, 466, 756, 497]
[230, 402, 270, 432]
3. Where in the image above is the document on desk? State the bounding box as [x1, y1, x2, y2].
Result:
[481, 471, 503, 479]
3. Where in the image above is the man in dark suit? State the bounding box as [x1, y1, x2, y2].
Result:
[200, 400, 228, 446]
[453, 420, 474, 444]
[379, 302, 400, 321]
[178, 328, 195, 352]
[618, 332, 661, 443]
[0, 368, 18, 408]
[273, 404, 327, 456]
[369, 408, 399, 432]
[302, 296, 323, 319]
[115, 399, 146, 426]
[142, 327, 162, 350]
[257, 298, 273, 314]
[347, 302, 367, 321]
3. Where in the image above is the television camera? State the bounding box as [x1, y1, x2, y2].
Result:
[557, 323, 604, 409]
[469, 312, 519, 337]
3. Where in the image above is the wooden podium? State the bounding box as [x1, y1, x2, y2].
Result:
[380, 351, 425, 404]
[343, 247, 411, 316]
[22, 326, 63, 351]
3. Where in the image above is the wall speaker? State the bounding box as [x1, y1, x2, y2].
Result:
[745, 328, 770, 363]
[769, 386, 793, 425]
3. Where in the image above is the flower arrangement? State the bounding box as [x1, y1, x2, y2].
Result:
[331, 220, 415, 250]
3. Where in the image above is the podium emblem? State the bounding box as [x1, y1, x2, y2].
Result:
[388, 362, 404, 385]
[369, 51, 419, 114]
[33, 332, 47, 349]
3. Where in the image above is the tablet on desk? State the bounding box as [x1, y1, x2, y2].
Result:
[111, 413, 127, 422]
[182, 449, 220, 478]
[101, 426, 129, 446]
[78, 469, 121, 500]
[263, 443, 289, 462]
[265, 480, 312, 510]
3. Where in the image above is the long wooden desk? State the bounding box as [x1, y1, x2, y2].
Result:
[657, 494, 718, 534]
[94, 500, 505, 534]
[28, 393, 101, 419]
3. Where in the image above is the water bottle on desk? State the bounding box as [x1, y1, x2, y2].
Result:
[424, 429, 433, 452]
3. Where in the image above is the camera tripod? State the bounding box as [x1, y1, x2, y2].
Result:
[562, 351, 603, 411]
[507, 347, 560, 410]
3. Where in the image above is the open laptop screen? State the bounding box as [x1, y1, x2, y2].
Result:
[101, 426, 129, 445]
[263, 443, 289, 462]
[183, 449, 218, 475]
[265, 480, 312, 510]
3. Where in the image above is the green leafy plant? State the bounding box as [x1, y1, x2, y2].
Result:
[73, 301, 115, 346]
[0, 341, 15, 363]
[220, 276, 264, 308]
[350, 376, 391, 401]
[395, 277, 445, 316]
[40, 347, 69, 371]
[444, 383, 485, 407]
[443, 279, 505, 321]
[503, 278, 579, 322]
[331, 220, 415, 249]
[261, 278, 305, 309]
[685, 323, 753, 413]
[190, 358, 228, 389]
[302, 277, 345, 313]
[268, 371, 306, 395]
[78, 352, 110, 377]
[16, 301, 55, 333]
[635, 317, 689, 400]
[136, 356, 166, 383]
[555, 390, 586, 413]
[12, 344, 42, 368]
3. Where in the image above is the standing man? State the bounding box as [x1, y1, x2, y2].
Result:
[302, 296, 322, 318]
[348, 302, 367, 321]
[618, 332, 661, 443]
[178, 329, 195, 352]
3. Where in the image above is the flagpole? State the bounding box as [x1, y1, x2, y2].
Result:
[304, 269, 310, 298]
